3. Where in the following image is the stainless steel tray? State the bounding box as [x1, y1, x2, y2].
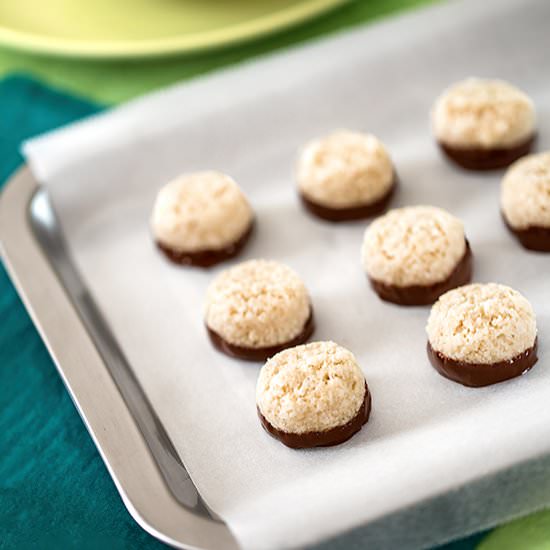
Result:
[3, 167, 550, 550]
[0, 167, 238, 550]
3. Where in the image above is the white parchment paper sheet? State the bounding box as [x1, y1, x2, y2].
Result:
[24, 0, 550, 548]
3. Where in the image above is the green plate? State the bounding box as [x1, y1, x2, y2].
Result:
[0, 0, 347, 59]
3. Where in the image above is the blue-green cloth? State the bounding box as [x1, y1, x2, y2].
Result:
[0, 75, 165, 550]
[0, 75, 484, 550]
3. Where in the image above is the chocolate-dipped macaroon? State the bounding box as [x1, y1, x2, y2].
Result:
[427, 283, 538, 387]
[205, 260, 314, 361]
[361, 206, 472, 306]
[151, 171, 253, 267]
[256, 341, 371, 448]
[432, 78, 536, 170]
[501, 152, 550, 251]
[297, 130, 396, 221]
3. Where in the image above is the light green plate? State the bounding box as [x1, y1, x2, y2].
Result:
[0, 0, 347, 59]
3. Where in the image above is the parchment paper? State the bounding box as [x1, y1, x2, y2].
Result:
[24, 0, 550, 548]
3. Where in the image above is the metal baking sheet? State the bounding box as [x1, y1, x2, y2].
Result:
[3, 167, 550, 549]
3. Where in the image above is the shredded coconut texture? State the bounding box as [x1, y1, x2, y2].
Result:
[501, 152, 550, 229]
[297, 130, 394, 208]
[205, 260, 310, 349]
[256, 341, 366, 434]
[427, 283, 537, 364]
[362, 206, 466, 286]
[432, 78, 536, 149]
[151, 171, 253, 252]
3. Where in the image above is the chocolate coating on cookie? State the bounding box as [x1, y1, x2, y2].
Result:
[426, 283, 538, 386]
[503, 218, 550, 252]
[256, 342, 369, 448]
[368, 242, 472, 306]
[297, 130, 395, 220]
[205, 260, 313, 359]
[439, 135, 535, 171]
[362, 206, 471, 304]
[207, 310, 314, 362]
[156, 221, 254, 267]
[300, 177, 397, 222]
[432, 78, 536, 170]
[151, 171, 253, 267]
[501, 152, 550, 250]
[258, 383, 371, 448]
[427, 340, 538, 387]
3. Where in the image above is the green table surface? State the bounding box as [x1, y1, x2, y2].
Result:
[0, 0, 432, 105]
[1, 1, 550, 548]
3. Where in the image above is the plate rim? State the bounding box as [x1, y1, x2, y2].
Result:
[0, 0, 347, 59]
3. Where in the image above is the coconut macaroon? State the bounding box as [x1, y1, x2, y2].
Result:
[151, 171, 254, 267]
[426, 283, 538, 387]
[432, 78, 536, 170]
[501, 152, 550, 252]
[205, 260, 314, 361]
[256, 341, 371, 448]
[297, 130, 396, 221]
[361, 206, 472, 305]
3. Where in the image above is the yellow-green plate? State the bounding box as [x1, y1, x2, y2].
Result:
[0, 0, 347, 59]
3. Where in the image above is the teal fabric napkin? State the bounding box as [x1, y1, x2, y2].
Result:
[0, 75, 165, 550]
[0, 74, 484, 550]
